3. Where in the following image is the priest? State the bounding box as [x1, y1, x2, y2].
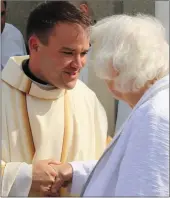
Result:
[1, 1, 109, 196]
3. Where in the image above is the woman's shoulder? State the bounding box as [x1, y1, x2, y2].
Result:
[136, 88, 169, 124]
[128, 91, 169, 142]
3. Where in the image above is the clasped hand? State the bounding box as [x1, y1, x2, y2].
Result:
[31, 159, 73, 196]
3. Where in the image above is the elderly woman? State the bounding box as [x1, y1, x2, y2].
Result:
[49, 14, 169, 196]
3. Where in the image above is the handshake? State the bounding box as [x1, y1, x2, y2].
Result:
[30, 159, 73, 196]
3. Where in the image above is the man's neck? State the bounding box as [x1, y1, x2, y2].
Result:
[22, 59, 48, 85]
[22, 59, 56, 90]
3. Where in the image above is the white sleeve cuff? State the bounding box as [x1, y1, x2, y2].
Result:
[69, 160, 97, 195]
[9, 163, 32, 196]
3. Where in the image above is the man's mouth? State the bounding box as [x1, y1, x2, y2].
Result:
[64, 71, 79, 75]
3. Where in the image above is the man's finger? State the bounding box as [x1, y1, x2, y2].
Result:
[46, 191, 60, 197]
[49, 161, 62, 165]
[40, 184, 52, 196]
[48, 166, 58, 178]
[51, 177, 63, 194]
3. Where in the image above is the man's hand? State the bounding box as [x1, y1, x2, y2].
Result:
[48, 163, 73, 196]
[30, 159, 60, 196]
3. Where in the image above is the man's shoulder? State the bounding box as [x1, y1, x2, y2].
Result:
[73, 80, 96, 96]
[68, 80, 106, 115]
[5, 23, 20, 32]
[68, 80, 100, 104]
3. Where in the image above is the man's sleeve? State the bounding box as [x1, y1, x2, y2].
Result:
[114, 109, 169, 196]
[1, 161, 32, 196]
[1, 101, 32, 196]
[69, 160, 97, 195]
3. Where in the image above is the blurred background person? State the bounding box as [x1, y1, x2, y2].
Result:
[1, 0, 27, 70]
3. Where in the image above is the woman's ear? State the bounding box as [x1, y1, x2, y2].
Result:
[105, 67, 119, 91]
[112, 67, 119, 77]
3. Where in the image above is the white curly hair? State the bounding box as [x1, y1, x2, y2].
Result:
[89, 14, 169, 93]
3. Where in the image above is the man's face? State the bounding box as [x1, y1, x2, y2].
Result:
[1, 1, 6, 33]
[31, 23, 90, 89]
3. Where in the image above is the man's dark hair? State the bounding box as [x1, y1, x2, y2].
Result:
[3, 1, 7, 8]
[26, 1, 92, 45]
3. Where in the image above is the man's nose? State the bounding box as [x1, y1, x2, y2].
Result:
[72, 56, 83, 69]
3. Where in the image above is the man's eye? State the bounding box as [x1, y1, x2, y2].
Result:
[81, 52, 88, 56]
[62, 52, 73, 55]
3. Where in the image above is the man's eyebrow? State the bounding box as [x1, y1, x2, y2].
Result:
[60, 47, 75, 51]
[60, 47, 90, 52]
[83, 49, 90, 53]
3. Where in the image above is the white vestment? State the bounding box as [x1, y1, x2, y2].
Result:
[1, 23, 27, 70]
[70, 75, 169, 196]
[1, 56, 108, 196]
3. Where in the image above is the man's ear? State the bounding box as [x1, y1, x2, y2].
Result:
[28, 35, 40, 52]
[79, 3, 89, 15]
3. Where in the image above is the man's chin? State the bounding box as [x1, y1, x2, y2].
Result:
[65, 80, 78, 90]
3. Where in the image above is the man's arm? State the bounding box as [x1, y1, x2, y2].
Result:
[5, 162, 32, 197]
[49, 160, 97, 196]
[1, 159, 59, 197]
